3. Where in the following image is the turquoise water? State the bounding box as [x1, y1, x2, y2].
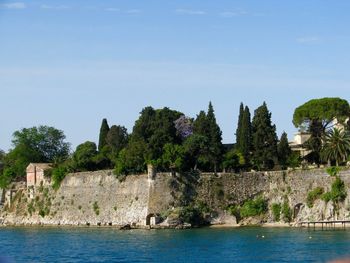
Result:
[0, 227, 350, 262]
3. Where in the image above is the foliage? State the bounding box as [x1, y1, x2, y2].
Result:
[5, 126, 70, 178]
[322, 177, 347, 203]
[222, 149, 245, 172]
[192, 102, 223, 172]
[303, 121, 323, 165]
[114, 138, 148, 175]
[251, 102, 278, 170]
[51, 165, 69, 190]
[71, 141, 98, 171]
[326, 166, 341, 177]
[321, 128, 350, 166]
[132, 106, 182, 161]
[182, 134, 209, 171]
[293, 97, 350, 132]
[235, 103, 244, 152]
[179, 206, 207, 226]
[287, 152, 301, 169]
[0, 168, 15, 188]
[98, 118, 110, 151]
[271, 203, 281, 222]
[105, 125, 128, 156]
[278, 132, 292, 169]
[281, 199, 292, 222]
[161, 143, 185, 172]
[236, 104, 252, 162]
[93, 201, 100, 216]
[306, 187, 324, 208]
[227, 204, 241, 218]
[240, 196, 268, 218]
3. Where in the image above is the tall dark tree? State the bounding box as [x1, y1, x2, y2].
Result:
[235, 103, 244, 149]
[98, 118, 110, 151]
[106, 125, 128, 155]
[240, 106, 252, 161]
[277, 132, 292, 169]
[207, 102, 223, 172]
[252, 102, 278, 170]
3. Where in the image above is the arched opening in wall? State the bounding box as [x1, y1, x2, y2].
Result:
[293, 203, 303, 219]
[146, 213, 160, 226]
[146, 214, 155, 226]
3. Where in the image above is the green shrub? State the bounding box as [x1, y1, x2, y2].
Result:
[307, 187, 324, 208]
[0, 168, 15, 189]
[227, 204, 240, 218]
[271, 203, 281, 222]
[322, 177, 347, 203]
[282, 200, 292, 222]
[326, 166, 340, 177]
[240, 196, 268, 218]
[93, 201, 100, 216]
[179, 206, 206, 226]
[52, 166, 69, 190]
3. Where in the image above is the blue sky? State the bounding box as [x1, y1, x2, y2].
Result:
[0, 0, 350, 151]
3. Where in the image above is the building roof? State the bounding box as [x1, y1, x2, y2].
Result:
[27, 163, 53, 170]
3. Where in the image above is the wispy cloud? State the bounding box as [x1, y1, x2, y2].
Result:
[2, 2, 26, 9]
[40, 4, 70, 10]
[175, 9, 206, 15]
[105, 7, 120, 12]
[296, 36, 321, 44]
[125, 9, 141, 14]
[219, 9, 248, 18]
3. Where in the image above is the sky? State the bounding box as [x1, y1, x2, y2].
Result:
[0, 0, 350, 152]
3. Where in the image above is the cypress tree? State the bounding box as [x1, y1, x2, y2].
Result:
[240, 106, 252, 161]
[236, 103, 244, 149]
[98, 118, 110, 151]
[277, 132, 292, 169]
[207, 102, 223, 172]
[193, 111, 209, 136]
[252, 102, 278, 170]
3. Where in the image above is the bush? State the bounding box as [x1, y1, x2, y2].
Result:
[322, 177, 347, 203]
[307, 187, 324, 208]
[179, 206, 206, 226]
[52, 166, 69, 190]
[0, 168, 15, 189]
[271, 203, 281, 221]
[93, 201, 100, 216]
[282, 200, 292, 222]
[240, 196, 268, 218]
[326, 166, 341, 177]
[227, 204, 240, 218]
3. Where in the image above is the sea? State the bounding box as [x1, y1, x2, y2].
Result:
[0, 226, 349, 262]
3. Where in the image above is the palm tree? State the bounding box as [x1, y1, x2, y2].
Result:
[321, 128, 350, 166]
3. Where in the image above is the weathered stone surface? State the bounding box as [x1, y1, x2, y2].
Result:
[1, 168, 350, 227]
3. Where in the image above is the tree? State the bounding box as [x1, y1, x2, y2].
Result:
[223, 149, 245, 172]
[193, 111, 209, 136]
[240, 106, 252, 161]
[106, 125, 128, 156]
[277, 132, 292, 169]
[98, 118, 110, 151]
[4, 126, 70, 178]
[321, 128, 350, 166]
[183, 134, 209, 170]
[293, 98, 350, 133]
[114, 138, 148, 175]
[206, 102, 223, 172]
[71, 141, 98, 171]
[252, 102, 278, 170]
[235, 103, 244, 150]
[161, 143, 185, 172]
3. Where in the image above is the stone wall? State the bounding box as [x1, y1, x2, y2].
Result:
[1, 168, 350, 226]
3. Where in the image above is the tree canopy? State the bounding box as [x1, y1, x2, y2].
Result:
[293, 98, 350, 131]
